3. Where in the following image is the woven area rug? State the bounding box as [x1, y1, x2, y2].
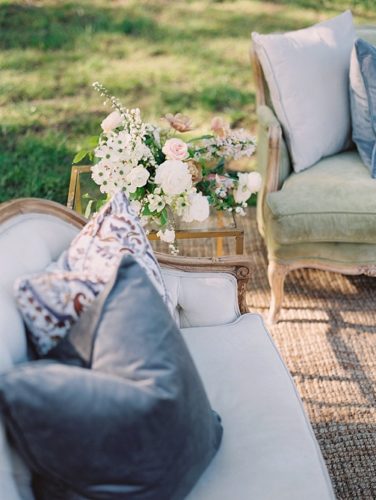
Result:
[154, 207, 376, 500]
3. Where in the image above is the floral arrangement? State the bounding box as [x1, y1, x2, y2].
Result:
[73, 82, 261, 252]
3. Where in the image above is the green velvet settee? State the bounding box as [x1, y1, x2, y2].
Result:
[251, 26, 376, 324]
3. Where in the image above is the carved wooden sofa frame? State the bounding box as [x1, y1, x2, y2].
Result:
[0, 198, 251, 314]
[250, 25, 376, 324]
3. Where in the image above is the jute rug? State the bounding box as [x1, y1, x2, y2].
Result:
[154, 207, 376, 500]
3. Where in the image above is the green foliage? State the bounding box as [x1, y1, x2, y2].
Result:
[121, 14, 161, 40]
[0, 0, 374, 204]
[0, 130, 73, 204]
[72, 150, 89, 164]
[0, 3, 112, 50]
[199, 85, 254, 112]
[72, 136, 98, 164]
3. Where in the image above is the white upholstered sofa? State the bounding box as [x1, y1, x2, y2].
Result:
[0, 199, 335, 500]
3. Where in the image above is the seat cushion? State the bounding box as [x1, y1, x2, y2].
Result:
[162, 268, 240, 328]
[266, 151, 376, 244]
[183, 314, 334, 500]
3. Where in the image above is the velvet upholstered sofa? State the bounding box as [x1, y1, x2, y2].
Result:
[251, 22, 376, 324]
[0, 198, 335, 499]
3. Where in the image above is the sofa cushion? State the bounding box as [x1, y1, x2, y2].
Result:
[266, 151, 376, 245]
[14, 192, 171, 356]
[0, 256, 223, 500]
[162, 268, 240, 328]
[252, 11, 355, 173]
[350, 38, 376, 177]
[182, 314, 334, 500]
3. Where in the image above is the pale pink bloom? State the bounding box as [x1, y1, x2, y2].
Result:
[186, 160, 202, 183]
[162, 138, 189, 161]
[246, 171, 262, 192]
[207, 173, 234, 189]
[101, 110, 123, 133]
[164, 113, 193, 132]
[211, 116, 230, 138]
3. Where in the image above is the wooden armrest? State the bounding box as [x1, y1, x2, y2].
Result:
[251, 43, 286, 195]
[256, 105, 283, 195]
[0, 198, 87, 229]
[156, 253, 251, 314]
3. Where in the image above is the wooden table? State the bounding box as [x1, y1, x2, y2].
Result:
[67, 165, 244, 256]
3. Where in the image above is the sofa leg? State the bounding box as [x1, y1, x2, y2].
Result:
[267, 262, 288, 325]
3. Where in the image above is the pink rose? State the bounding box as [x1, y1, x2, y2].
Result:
[162, 138, 189, 161]
[207, 173, 234, 189]
[164, 113, 193, 132]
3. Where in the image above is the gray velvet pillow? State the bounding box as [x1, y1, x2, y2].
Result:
[350, 38, 376, 177]
[0, 256, 222, 500]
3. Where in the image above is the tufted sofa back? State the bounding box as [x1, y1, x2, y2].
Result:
[0, 213, 79, 365]
[0, 207, 240, 368]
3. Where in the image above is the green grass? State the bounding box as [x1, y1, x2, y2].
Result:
[0, 0, 375, 204]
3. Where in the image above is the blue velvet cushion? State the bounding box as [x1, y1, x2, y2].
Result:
[350, 38, 376, 177]
[0, 256, 223, 499]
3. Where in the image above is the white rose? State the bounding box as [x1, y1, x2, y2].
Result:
[247, 171, 262, 192]
[155, 160, 192, 195]
[162, 138, 189, 161]
[157, 228, 176, 243]
[182, 192, 210, 223]
[126, 165, 150, 193]
[101, 110, 123, 133]
[234, 174, 251, 203]
[237, 172, 249, 187]
[234, 172, 261, 204]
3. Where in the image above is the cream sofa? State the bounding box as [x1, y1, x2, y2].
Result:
[0, 199, 335, 500]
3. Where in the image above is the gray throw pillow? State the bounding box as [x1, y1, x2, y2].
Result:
[350, 38, 376, 177]
[0, 256, 223, 500]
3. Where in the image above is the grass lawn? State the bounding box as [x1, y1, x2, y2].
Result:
[0, 0, 375, 204]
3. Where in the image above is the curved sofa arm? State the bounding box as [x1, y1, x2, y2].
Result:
[155, 253, 251, 316]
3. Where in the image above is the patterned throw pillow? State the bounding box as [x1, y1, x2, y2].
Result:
[14, 192, 171, 355]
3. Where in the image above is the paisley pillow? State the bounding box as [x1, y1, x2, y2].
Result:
[15, 192, 171, 355]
